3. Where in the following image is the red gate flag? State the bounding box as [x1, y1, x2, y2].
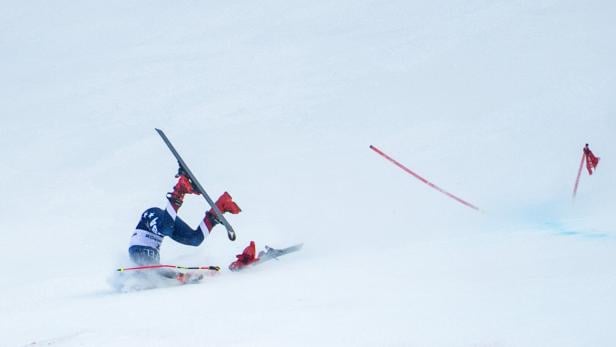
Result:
[583, 144, 600, 175]
[572, 143, 600, 199]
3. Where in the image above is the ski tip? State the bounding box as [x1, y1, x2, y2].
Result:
[289, 243, 304, 250]
[228, 231, 237, 241]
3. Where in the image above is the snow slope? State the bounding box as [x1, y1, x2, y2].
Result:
[1, 0, 615, 346]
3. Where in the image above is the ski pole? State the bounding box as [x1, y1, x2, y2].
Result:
[369, 145, 480, 211]
[117, 265, 221, 272]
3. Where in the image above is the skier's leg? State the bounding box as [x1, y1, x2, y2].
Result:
[169, 191, 241, 245]
[169, 217, 205, 246]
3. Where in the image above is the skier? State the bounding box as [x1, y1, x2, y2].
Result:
[128, 170, 241, 281]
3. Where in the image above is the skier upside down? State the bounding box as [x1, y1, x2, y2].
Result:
[127, 171, 241, 281]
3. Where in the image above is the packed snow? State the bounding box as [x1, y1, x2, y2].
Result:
[1, 0, 615, 346]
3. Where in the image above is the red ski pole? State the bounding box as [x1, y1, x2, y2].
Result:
[369, 145, 480, 211]
[117, 264, 220, 272]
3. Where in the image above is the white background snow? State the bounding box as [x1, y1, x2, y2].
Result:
[1, 0, 615, 346]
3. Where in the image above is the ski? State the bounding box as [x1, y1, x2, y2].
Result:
[257, 243, 304, 263]
[230, 243, 303, 271]
[155, 128, 237, 241]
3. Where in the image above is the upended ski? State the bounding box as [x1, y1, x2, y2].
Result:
[155, 128, 237, 241]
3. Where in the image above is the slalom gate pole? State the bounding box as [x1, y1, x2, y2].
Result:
[117, 265, 221, 272]
[572, 151, 586, 199]
[369, 145, 480, 211]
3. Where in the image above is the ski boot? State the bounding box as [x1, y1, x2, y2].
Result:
[229, 241, 258, 271]
[203, 192, 242, 231]
[167, 174, 200, 210]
